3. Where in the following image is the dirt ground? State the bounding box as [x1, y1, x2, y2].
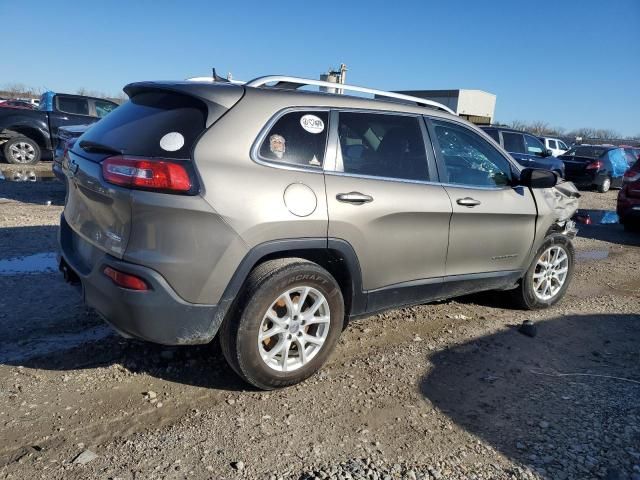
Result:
[0, 165, 639, 480]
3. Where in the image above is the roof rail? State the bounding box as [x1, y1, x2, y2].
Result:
[245, 75, 456, 115]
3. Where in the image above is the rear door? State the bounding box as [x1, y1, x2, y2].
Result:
[324, 110, 452, 302]
[428, 118, 536, 276]
[49, 95, 95, 146]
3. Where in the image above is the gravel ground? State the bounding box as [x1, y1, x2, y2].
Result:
[0, 168, 639, 480]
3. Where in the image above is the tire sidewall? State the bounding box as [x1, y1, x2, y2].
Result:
[235, 264, 344, 389]
[598, 177, 611, 193]
[4, 137, 41, 165]
[521, 235, 574, 309]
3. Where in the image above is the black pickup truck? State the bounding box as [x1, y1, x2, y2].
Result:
[0, 91, 117, 164]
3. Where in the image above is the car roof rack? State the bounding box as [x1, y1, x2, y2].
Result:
[245, 75, 456, 115]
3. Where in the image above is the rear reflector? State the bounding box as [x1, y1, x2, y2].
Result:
[585, 161, 603, 170]
[104, 266, 148, 291]
[102, 155, 191, 192]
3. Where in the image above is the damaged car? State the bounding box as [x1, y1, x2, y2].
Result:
[58, 75, 579, 390]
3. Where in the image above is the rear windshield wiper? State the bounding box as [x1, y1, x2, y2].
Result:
[79, 140, 121, 155]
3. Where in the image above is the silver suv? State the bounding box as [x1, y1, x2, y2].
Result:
[58, 75, 577, 389]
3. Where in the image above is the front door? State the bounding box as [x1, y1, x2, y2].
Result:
[324, 111, 452, 304]
[428, 119, 537, 276]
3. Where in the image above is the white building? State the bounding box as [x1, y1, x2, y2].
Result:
[393, 89, 496, 125]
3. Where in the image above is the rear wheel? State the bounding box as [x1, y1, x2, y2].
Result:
[219, 258, 344, 390]
[3, 137, 41, 165]
[511, 235, 574, 310]
[597, 176, 611, 193]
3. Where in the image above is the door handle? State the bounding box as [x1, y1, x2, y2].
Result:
[336, 192, 373, 204]
[456, 197, 481, 207]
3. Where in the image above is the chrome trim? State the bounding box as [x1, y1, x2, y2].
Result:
[245, 75, 456, 115]
[250, 106, 331, 174]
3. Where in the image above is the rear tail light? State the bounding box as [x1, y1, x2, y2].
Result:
[623, 169, 640, 183]
[104, 266, 148, 291]
[585, 161, 603, 170]
[102, 155, 192, 193]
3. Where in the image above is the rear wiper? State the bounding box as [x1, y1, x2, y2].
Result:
[79, 140, 121, 155]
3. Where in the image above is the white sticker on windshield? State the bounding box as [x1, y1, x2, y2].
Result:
[300, 114, 325, 134]
[159, 132, 185, 152]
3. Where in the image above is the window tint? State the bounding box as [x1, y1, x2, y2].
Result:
[259, 111, 328, 168]
[57, 96, 89, 115]
[502, 132, 526, 154]
[336, 112, 429, 181]
[548, 139, 557, 149]
[524, 135, 545, 154]
[77, 91, 207, 159]
[483, 129, 500, 143]
[94, 100, 118, 118]
[433, 120, 512, 187]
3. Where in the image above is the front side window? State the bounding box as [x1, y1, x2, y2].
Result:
[94, 100, 118, 118]
[433, 120, 512, 187]
[558, 141, 568, 150]
[524, 134, 545, 155]
[56, 96, 89, 115]
[502, 132, 526, 154]
[258, 111, 328, 168]
[336, 112, 429, 181]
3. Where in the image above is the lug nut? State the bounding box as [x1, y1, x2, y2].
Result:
[297, 332, 303, 337]
[287, 334, 292, 340]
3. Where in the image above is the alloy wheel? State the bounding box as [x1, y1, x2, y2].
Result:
[258, 286, 330, 372]
[9, 142, 36, 163]
[532, 246, 569, 301]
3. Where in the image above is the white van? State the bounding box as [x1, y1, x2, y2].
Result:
[540, 137, 569, 157]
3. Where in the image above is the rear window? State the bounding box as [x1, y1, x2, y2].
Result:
[78, 91, 207, 159]
[563, 146, 607, 159]
[57, 96, 89, 115]
[483, 129, 500, 143]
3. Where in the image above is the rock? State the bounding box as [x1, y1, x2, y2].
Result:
[518, 320, 537, 337]
[539, 421, 550, 429]
[232, 461, 245, 471]
[72, 449, 98, 465]
[145, 391, 157, 400]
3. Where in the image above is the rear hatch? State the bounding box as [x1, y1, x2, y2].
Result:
[61, 82, 244, 263]
[560, 146, 608, 179]
[561, 155, 597, 177]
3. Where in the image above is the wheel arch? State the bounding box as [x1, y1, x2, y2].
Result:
[213, 238, 366, 334]
[1, 127, 49, 149]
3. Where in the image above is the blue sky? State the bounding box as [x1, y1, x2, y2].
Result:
[2, 0, 639, 136]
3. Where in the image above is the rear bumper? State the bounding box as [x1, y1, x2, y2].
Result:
[565, 171, 604, 188]
[58, 215, 220, 345]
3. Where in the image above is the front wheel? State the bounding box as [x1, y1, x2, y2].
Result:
[3, 137, 41, 164]
[219, 258, 344, 390]
[511, 235, 574, 310]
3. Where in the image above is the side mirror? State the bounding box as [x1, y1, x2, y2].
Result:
[544, 148, 554, 157]
[518, 168, 557, 188]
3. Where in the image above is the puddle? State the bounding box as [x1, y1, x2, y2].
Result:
[573, 209, 619, 225]
[0, 169, 56, 182]
[0, 252, 58, 275]
[576, 249, 610, 261]
[0, 325, 114, 363]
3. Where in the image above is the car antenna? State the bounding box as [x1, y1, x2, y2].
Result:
[211, 67, 229, 83]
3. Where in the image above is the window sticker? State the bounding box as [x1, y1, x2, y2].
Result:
[300, 114, 325, 134]
[269, 134, 286, 159]
[159, 132, 185, 152]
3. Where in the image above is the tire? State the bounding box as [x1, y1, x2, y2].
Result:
[511, 234, 574, 310]
[219, 258, 344, 390]
[597, 176, 611, 193]
[3, 137, 41, 165]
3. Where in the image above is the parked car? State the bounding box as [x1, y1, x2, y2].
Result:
[0, 99, 37, 110]
[52, 124, 91, 181]
[539, 137, 569, 157]
[621, 146, 640, 166]
[617, 159, 640, 231]
[0, 91, 117, 164]
[480, 126, 565, 177]
[559, 145, 629, 192]
[58, 75, 577, 390]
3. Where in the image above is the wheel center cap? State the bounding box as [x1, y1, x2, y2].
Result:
[290, 322, 300, 334]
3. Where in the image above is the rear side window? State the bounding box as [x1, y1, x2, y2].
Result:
[258, 111, 328, 168]
[548, 139, 557, 149]
[78, 91, 207, 159]
[483, 129, 500, 143]
[336, 112, 429, 181]
[57, 96, 89, 115]
[502, 132, 526, 154]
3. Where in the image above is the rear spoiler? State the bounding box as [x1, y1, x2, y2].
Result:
[123, 81, 245, 127]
